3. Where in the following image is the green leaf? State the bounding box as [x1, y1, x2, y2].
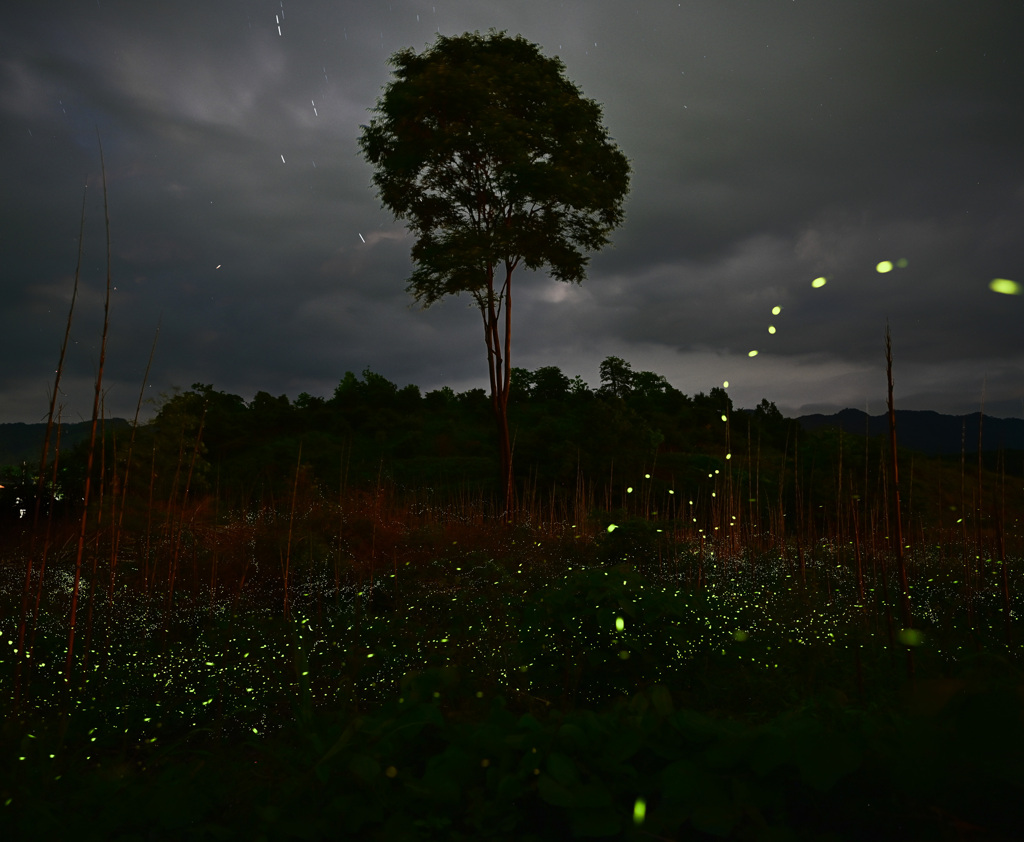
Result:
[497, 772, 531, 801]
[793, 729, 863, 793]
[347, 752, 381, 786]
[547, 750, 581, 787]
[556, 722, 588, 752]
[568, 805, 623, 837]
[649, 684, 675, 718]
[747, 726, 792, 777]
[537, 772, 577, 808]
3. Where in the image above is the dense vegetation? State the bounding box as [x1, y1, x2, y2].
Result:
[1, 359, 1021, 840]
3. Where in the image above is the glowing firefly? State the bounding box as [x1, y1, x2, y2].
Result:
[990, 278, 1020, 295]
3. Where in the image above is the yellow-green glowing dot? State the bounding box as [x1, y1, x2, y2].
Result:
[385, 765, 398, 778]
[668, 489, 674, 494]
[722, 380, 729, 388]
[896, 258, 908, 268]
[990, 278, 1021, 295]
[721, 414, 727, 422]
[644, 473, 651, 479]
[768, 325, 776, 334]
[616, 616, 625, 632]
[811, 276, 827, 288]
[898, 628, 925, 646]
[626, 486, 633, 493]
[726, 453, 732, 460]
[748, 349, 759, 357]
[733, 630, 749, 642]
[772, 305, 781, 315]
[607, 523, 618, 533]
[876, 261, 893, 273]
[633, 798, 647, 825]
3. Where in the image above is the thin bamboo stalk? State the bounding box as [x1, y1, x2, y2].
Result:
[885, 323, 913, 680]
[65, 137, 114, 691]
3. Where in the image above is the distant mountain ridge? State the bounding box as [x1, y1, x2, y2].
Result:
[797, 409, 1024, 455]
[0, 419, 132, 468]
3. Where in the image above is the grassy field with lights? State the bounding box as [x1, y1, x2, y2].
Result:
[2, 477, 1022, 841]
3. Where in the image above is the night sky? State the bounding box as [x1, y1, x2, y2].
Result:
[3, 0, 1022, 425]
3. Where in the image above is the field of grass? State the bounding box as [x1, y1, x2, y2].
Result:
[2, 479, 1022, 842]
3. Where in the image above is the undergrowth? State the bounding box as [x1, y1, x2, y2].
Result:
[1, 507, 1022, 841]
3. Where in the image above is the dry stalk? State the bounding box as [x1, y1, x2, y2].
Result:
[65, 137, 113, 691]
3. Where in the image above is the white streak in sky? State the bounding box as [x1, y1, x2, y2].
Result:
[358, 233, 365, 243]
[281, 154, 286, 163]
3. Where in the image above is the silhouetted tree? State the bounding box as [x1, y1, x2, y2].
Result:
[359, 30, 631, 514]
[630, 370, 670, 401]
[531, 366, 571, 402]
[599, 356, 634, 399]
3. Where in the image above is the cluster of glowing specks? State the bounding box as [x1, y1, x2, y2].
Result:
[990, 278, 1021, 295]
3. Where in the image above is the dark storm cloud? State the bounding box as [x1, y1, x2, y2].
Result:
[3, 0, 1022, 424]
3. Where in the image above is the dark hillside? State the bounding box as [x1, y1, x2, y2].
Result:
[798, 408, 1024, 455]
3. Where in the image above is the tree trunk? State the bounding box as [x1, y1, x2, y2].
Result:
[479, 261, 516, 519]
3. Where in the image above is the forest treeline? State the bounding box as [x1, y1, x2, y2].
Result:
[88, 357, 790, 508]
[3, 355, 1019, 548]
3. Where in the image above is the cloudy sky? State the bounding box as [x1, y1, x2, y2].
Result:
[3, 0, 1022, 425]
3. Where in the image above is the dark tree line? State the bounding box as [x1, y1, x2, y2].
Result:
[24, 358, 789, 517]
[11, 356, 1014, 547]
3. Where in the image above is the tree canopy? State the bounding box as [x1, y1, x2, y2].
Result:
[358, 29, 631, 307]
